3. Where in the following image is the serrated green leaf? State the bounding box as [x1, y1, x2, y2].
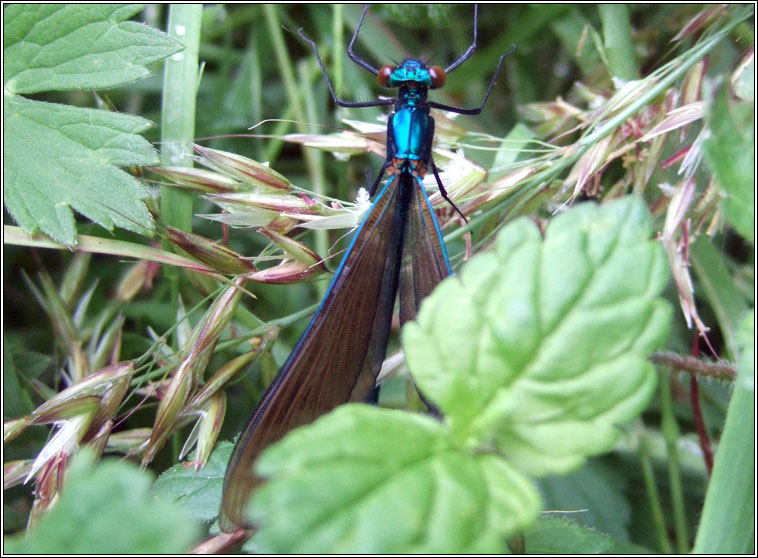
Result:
[702, 83, 755, 243]
[248, 405, 540, 554]
[3, 96, 157, 244]
[4, 449, 199, 553]
[2, 4, 180, 245]
[404, 196, 671, 476]
[525, 517, 614, 554]
[3, 5, 182, 95]
[537, 459, 631, 541]
[525, 517, 653, 554]
[153, 441, 233, 523]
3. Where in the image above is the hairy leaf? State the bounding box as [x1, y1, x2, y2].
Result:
[249, 405, 540, 554]
[536, 459, 631, 541]
[404, 196, 671, 475]
[524, 517, 651, 554]
[3, 5, 181, 244]
[4, 450, 199, 553]
[153, 442, 232, 523]
[4, 5, 180, 94]
[4, 96, 157, 244]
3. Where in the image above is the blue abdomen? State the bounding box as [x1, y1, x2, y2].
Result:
[389, 106, 433, 162]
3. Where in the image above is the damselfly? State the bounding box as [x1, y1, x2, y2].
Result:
[221, 5, 515, 530]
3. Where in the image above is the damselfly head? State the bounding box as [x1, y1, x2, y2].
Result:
[378, 59, 446, 89]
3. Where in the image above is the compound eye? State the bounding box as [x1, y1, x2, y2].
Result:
[428, 65, 446, 88]
[378, 65, 394, 87]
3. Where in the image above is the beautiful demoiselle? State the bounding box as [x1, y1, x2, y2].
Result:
[221, 5, 515, 530]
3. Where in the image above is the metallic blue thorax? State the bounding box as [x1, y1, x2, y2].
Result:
[388, 103, 433, 163]
[386, 61, 434, 164]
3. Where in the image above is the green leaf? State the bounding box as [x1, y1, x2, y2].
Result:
[3, 335, 35, 419]
[491, 122, 536, 173]
[731, 51, 754, 103]
[525, 517, 614, 554]
[249, 405, 540, 554]
[598, 5, 637, 81]
[153, 441, 232, 523]
[690, 236, 751, 360]
[550, 9, 600, 76]
[3, 5, 181, 95]
[4, 96, 157, 244]
[693, 311, 755, 554]
[403, 196, 671, 476]
[4, 449, 200, 553]
[3, 4, 182, 245]
[536, 459, 631, 541]
[2, 345, 52, 381]
[524, 517, 652, 554]
[702, 82, 755, 243]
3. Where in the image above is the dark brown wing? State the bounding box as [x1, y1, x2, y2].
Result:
[220, 176, 408, 531]
[398, 175, 451, 325]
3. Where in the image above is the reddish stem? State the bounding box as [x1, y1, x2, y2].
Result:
[689, 333, 714, 475]
[690, 375, 714, 475]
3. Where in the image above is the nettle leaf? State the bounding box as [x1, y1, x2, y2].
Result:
[404, 196, 671, 476]
[702, 83, 755, 243]
[4, 4, 180, 94]
[536, 459, 631, 541]
[153, 441, 232, 523]
[248, 405, 540, 554]
[3, 4, 182, 245]
[4, 449, 199, 553]
[4, 96, 157, 244]
[524, 517, 614, 554]
[523, 517, 653, 554]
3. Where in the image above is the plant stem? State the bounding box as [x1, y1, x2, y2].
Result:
[659, 373, 690, 553]
[639, 441, 674, 554]
[264, 5, 327, 296]
[161, 5, 202, 235]
[689, 375, 714, 474]
[648, 351, 736, 380]
[160, 4, 202, 312]
[332, 5, 344, 104]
